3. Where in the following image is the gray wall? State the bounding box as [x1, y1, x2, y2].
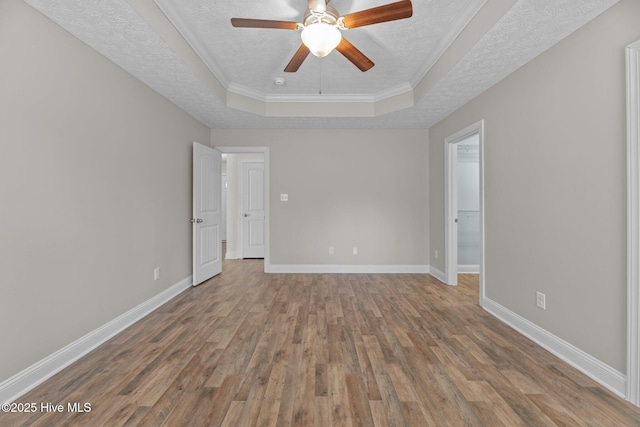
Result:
[429, 0, 640, 372]
[0, 0, 210, 383]
[211, 129, 430, 266]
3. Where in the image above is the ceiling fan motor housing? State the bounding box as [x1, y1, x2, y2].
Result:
[303, 6, 341, 28]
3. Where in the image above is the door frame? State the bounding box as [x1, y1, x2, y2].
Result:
[215, 146, 271, 273]
[444, 120, 485, 305]
[626, 39, 640, 407]
[238, 159, 265, 259]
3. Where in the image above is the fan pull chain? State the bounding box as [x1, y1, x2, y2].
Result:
[319, 57, 322, 95]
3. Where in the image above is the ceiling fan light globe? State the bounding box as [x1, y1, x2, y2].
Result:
[301, 23, 341, 57]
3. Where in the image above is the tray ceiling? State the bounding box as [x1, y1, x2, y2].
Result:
[24, 0, 619, 128]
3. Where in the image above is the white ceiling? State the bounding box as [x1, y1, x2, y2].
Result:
[25, 0, 618, 129]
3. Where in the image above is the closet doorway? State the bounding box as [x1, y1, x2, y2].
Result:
[444, 120, 485, 305]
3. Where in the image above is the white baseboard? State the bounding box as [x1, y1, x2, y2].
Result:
[0, 276, 193, 404]
[429, 266, 446, 283]
[225, 251, 239, 259]
[458, 265, 480, 273]
[269, 264, 429, 274]
[482, 297, 627, 398]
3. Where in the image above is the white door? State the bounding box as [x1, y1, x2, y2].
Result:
[192, 142, 222, 286]
[445, 141, 460, 286]
[241, 160, 265, 258]
[221, 173, 227, 242]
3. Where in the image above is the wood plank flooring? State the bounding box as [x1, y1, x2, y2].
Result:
[2, 259, 640, 426]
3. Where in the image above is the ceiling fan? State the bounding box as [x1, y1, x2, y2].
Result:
[231, 0, 413, 72]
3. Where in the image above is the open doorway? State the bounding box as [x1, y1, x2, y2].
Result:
[444, 120, 485, 305]
[216, 147, 270, 272]
[456, 135, 480, 273]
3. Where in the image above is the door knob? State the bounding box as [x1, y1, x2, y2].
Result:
[243, 213, 249, 217]
[191, 218, 203, 223]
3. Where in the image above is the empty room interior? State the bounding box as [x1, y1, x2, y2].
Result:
[2, 0, 640, 425]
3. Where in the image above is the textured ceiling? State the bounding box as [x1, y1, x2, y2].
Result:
[155, 0, 481, 96]
[24, 0, 619, 128]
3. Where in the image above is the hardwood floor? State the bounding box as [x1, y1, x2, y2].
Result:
[3, 260, 640, 426]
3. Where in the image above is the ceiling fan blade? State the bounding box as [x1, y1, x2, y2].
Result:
[342, 0, 413, 29]
[308, 0, 326, 13]
[284, 44, 311, 72]
[335, 38, 374, 72]
[231, 18, 298, 30]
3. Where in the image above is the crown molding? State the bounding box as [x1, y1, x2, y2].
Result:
[409, 0, 487, 88]
[226, 82, 415, 117]
[153, 0, 230, 87]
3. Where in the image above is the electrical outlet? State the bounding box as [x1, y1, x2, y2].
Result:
[329, 246, 334, 255]
[154, 267, 160, 281]
[536, 291, 546, 310]
[434, 250, 438, 259]
[353, 247, 358, 255]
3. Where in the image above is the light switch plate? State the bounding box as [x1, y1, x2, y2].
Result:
[280, 193, 288, 202]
